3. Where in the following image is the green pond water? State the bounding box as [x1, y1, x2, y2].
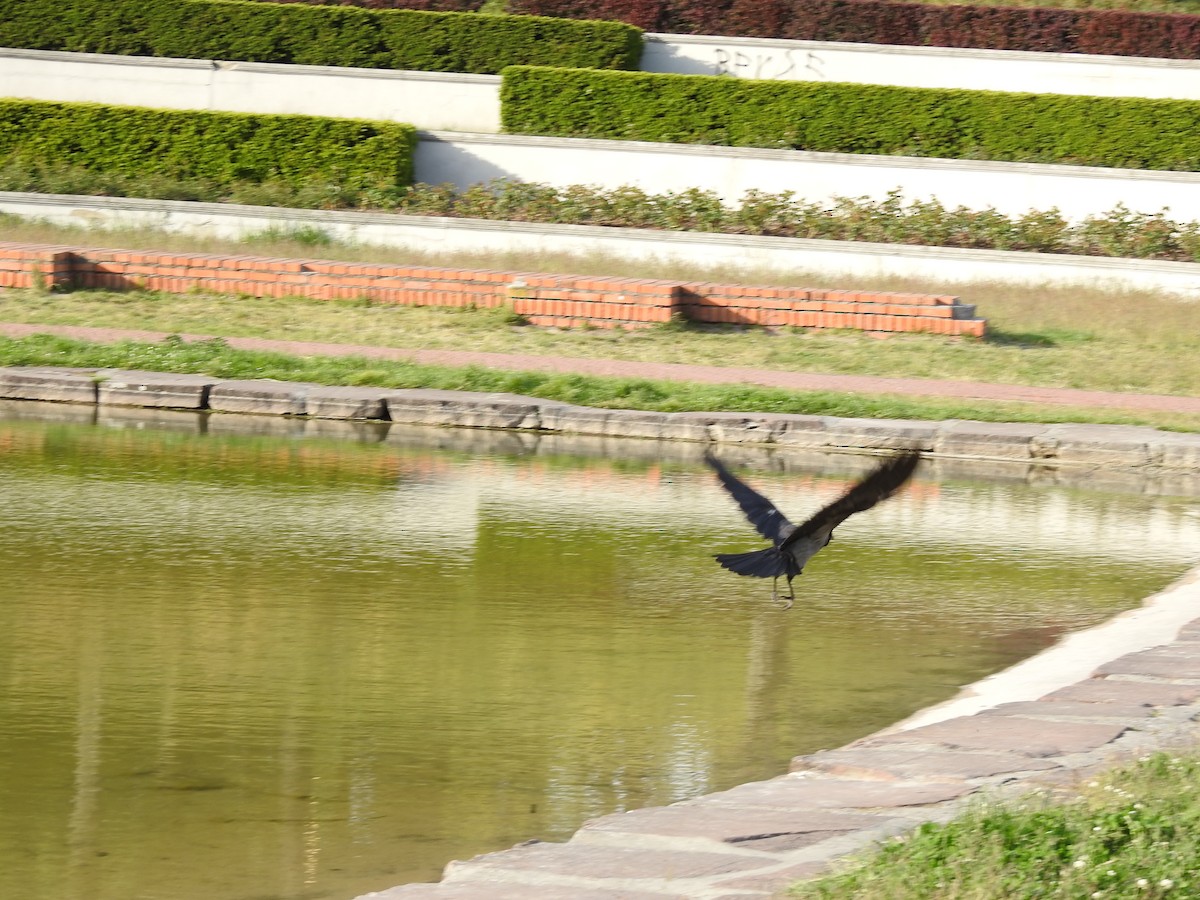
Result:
[0, 403, 1196, 900]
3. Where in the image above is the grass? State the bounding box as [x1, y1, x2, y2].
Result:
[2, 216, 1200, 430]
[790, 751, 1200, 900]
[3, 331, 1200, 432]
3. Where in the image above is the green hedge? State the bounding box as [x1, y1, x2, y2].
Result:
[500, 67, 1200, 172]
[0, 100, 417, 193]
[0, 0, 642, 74]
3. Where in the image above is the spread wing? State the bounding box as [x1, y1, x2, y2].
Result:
[782, 451, 920, 548]
[704, 452, 795, 546]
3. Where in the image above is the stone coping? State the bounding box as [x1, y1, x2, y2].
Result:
[2, 366, 1200, 479]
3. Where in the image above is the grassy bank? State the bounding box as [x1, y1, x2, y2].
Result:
[791, 751, 1200, 899]
[1, 217, 1198, 430]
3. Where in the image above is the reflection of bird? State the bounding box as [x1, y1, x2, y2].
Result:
[705, 451, 921, 608]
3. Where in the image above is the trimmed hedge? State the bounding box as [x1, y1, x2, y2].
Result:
[0, 100, 417, 194]
[0, 0, 642, 74]
[500, 67, 1200, 171]
[265, 0, 484, 9]
[507, 0, 1200, 61]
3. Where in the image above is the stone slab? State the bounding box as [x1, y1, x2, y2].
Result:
[1094, 648, 1200, 679]
[577, 801, 885, 845]
[771, 415, 829, 448]
[384, 390, 546, 430]
[0, 366, 98, 403]
[96, 368, 217, 410]
[1043, 678, 1200, 707]
[207, 378, 309, 416]
[361, 883, 684, 899]
[820, 417, 938, 451]
[1160, 433, 1200, 469]
[861, 715, 1129, 757]
[660, 412, 783, 444]
[976, 700, 1157, 720]
[792, 747, 1060, 781]
[702, 774, 973, 810]
[444, 841, 767, 882]
[1030, 423, 1165, 467]
[933, 419, 1041, 460]
[307, 385, 390, 420]
[708, 859, 848, 895]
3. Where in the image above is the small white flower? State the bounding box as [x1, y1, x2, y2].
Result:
[1092, 892, 1104, 899]
[1137, 879, 1149, 889]
[1074, 860, 1087, 869]
[1160, 879, 1174, 890]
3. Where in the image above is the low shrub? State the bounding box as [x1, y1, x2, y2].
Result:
[0, 100, 417, 200]
[501, 66, 1200, 171]
[0, 0, 642, 74]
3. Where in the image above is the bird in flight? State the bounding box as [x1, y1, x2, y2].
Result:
[705, 451, 921, 608]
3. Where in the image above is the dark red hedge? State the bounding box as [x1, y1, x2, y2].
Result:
[507, 0, 1200, 60]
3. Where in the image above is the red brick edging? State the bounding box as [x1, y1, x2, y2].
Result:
[0, 241, 986, 336]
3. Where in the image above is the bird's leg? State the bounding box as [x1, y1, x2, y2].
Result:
[771, 576, 780, 606]
[775, 576, 796, 610]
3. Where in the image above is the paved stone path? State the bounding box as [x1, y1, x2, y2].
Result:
[3, 322, 1200, 415]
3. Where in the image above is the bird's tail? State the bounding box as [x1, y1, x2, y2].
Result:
[714, 548, 789, 579]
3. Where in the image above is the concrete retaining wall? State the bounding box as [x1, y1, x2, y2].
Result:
[0, 240, 984, 334]
[0, 48, 502, 133]
[644, 32, 1200, 99]
[10, 48, 1200, 223]
[6, 193, 1200, 298]
[415, 130, 1200, 224]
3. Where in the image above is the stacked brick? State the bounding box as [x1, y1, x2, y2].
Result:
[0, 241, 986, 336]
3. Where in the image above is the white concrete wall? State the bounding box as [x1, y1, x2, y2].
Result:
[415, 132, 1200, 224]
[0, 48, 501, 133]
[4, 192, 1198, 298]
[643, 33, 1200, 100]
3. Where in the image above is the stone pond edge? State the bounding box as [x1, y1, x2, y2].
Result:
[3, 364, 1200, 474]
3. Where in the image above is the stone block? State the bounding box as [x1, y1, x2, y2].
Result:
[384, 389, 544, 430]
[96, 368, 217, 410]
[702, 774, 973, 810]
[444, 840, 765, 882]
[821, 417, 937, 451]
[577, 800, 884, 845]
[307, 385, 390, 420]
[1159, 433, 1200, 470]
[1042, 678, 1200, 707]
[861, 715, 1129, 757]
[663, 412, 783, 444]
[976, 700, 1156, 719]
[208, 379, 309, 416]
[1031, 424, 1165, 467]
[1094, 647, 1200, 679]
[772, 415, 829, 449]
[357, 883, 679, 900]
[0, 366, 99, 404]
[933, 419, 1041, 460]
[792, 747, 1059, 781]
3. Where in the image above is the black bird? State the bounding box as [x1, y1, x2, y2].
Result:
[705, 450, 921, 608]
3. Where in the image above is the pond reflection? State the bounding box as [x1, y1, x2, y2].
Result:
[0, 404, 1196, 900]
